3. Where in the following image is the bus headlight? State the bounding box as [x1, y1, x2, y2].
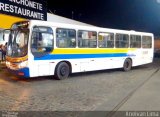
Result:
[18, 61, 28, 69]
[6, 61, 10, 66]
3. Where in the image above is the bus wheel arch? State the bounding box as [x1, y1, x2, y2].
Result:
[54, 61, 72, 80]
[123, 58, 132, 71]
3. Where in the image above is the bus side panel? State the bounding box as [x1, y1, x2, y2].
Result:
[29, 60, 57, 77]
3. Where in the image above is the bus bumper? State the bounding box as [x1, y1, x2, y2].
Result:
[8, 67, 30, 78]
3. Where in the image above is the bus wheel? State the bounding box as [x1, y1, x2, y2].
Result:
[55, 62, 70, 80]
[123, 58, 132, 71]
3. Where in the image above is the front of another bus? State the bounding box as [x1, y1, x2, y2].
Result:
[5, 21, 30, 77]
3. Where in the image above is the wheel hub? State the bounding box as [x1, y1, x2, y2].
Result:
[60, 67, 66, 76]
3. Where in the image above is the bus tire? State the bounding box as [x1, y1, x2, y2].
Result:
[123, 58, 132, 71]
[54, 62, 70, 80]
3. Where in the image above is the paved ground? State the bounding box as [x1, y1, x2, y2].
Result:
[118, 63, 160, 111]
[0, 58, 160, 115]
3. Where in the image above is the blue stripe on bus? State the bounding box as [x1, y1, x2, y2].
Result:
[8, 67, 30, 78]
[34, 53, 135, 60]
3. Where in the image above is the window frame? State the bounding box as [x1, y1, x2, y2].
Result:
[56, 28, 76, 48]
[142, 35, 152, 49]
[98, 32, 114, 48]
[31, 26, 54, 57]
[130, 34, 142, 48]
[78, 30, 97, 48]
[115, 33, 129, 48]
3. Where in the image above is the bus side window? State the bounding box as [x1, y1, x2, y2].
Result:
[56, 28, 76, 48]
[31, 26, 54, 56]
[98, 32, 114, 48]
[115, 34, 129, 48]
[78, 30, 97, 48]
[130, 35, 141, 48]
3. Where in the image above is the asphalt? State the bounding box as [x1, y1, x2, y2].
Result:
[0, 57, 160, 117]
[118, 65, 160, 111]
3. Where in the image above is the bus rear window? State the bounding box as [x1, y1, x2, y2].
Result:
[142, 36, 152, 48]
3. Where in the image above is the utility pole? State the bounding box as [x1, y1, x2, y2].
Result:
[72, 11, 74, 19]
[79, 13, 82, 20]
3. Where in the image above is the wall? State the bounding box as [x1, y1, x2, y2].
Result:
[154, 39, 160, 58]
[154, 39, 160, 49]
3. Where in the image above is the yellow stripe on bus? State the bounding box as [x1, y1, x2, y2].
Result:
[6, 55, 28, 63]
[52, 48, 136, 54]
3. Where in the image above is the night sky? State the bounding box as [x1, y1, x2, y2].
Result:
[47, 0, 160, 36]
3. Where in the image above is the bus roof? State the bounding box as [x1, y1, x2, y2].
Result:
[27, 20, 154, 36]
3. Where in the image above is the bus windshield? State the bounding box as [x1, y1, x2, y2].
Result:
[7, 29, 29, 57]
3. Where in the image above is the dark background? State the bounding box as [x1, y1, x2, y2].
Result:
[46, 0, 160, 37]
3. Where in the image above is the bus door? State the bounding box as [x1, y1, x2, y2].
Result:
[31, 26, 54, 76]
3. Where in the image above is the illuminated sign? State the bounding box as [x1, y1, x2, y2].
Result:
[0, 0, 47, 20]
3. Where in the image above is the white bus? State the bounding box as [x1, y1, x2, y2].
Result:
[5, 20, 154, 80]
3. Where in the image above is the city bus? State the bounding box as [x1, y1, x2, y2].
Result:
[5, 20, 154, 80]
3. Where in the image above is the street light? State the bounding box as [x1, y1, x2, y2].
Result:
[157, 0, 160, 3]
